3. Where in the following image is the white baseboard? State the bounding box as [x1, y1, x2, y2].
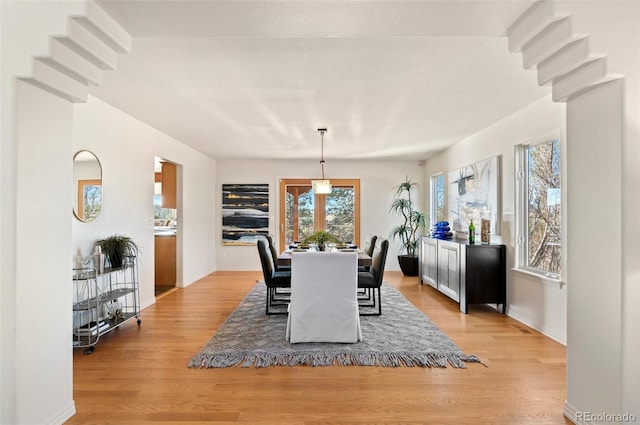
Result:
[506, 309, 567, 346]
[141, 296, 155, 310]
[564, 401, 581, 424]
[564, 402, 639, 425]
[45, 401, 75, 425]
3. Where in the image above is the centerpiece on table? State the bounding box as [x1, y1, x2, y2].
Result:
[301, 230, 342, 251]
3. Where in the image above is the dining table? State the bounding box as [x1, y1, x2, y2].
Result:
[278, 249, 372, 267]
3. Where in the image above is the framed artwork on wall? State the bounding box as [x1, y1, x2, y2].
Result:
[222, 184, 269, 246]
[448, 156, 500, 236]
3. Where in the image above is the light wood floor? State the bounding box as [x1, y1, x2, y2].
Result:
[68, 271, 571, 425]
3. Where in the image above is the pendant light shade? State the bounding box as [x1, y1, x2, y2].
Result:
[311, 128, 332, 194]
[312, 179, 332, 194]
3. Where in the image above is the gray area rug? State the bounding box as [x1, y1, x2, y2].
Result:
[188, 282, 483, 368]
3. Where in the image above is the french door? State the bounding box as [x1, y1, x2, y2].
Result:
[279, 179, 360, 250]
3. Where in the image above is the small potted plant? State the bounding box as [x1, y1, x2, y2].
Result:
[390, 177, 428, 276]
[301, 230, 342, 251]
[96, 234, 139, 269]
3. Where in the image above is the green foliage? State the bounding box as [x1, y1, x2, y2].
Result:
[301, 230, 342, 247]
[284, 185, 356, 244]
[325, 188, 355, 243]
[526, 139, 562, 273]
[390, 177, 428, 257]
[82, 185, 102, 221]
[96, 234, 139, 268]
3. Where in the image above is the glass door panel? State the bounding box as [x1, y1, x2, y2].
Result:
[284, 184, 314, 246]
[279, 179, 360, 250]
[325, 187, 355, 244]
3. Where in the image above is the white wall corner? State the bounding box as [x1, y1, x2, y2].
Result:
[21, 59, 88, 103]
[73, 1, 132, 54]
[521, 16, 573, 69]
[48, 38, 104, 86]
[537, 37, 592, 86]
[15, 1, 132, 103]
[65, 18, 118, 70]
[507, 0, 566, 53]
[563, 401, 580, 425]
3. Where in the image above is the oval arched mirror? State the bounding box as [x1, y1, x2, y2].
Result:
[73, 150, 102, 222]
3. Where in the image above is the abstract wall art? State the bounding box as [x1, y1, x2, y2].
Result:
[448, 156, 500, 236]
[222, 184, 269, 246]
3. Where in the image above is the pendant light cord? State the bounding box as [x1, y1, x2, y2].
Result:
[318, 128, 327, 179]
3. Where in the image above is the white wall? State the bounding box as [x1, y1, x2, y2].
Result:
[215, 159, 424, 271]
[422, 95, 568, 344]
[73, 95, 217, 308]
[14, 81, 77, 425]
[3, 1, 638, 424]
[566, 80, 624, 422]
[553, 0, 640, 420]
[2, 4, 217, 421]
[1, 2, 88, 424]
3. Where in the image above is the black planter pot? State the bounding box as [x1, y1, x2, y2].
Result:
[107, 252, 124, 269]
[398, 255, 419, 276]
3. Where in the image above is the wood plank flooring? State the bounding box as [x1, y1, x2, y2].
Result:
[68, 271, 570, 425]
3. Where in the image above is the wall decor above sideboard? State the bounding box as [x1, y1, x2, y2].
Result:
[448, 155, 500, 236]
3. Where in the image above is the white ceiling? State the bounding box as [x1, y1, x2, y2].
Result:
[93, 0, 550, 161]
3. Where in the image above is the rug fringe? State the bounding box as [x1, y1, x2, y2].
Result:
[188, 351, 484, 369]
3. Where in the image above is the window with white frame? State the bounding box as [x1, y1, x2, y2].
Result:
[515, 137, 562, 278]
[430, 173, 445, 225]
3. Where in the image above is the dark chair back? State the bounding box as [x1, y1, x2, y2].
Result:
[365, 235, 378, 257]
[266, 235, 279, 262]
[266, 234, 291, 272]
[257, 239, 275, 285]
[371, 239, 389, 286]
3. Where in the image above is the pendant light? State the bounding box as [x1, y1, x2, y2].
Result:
[311, 128, 332, 194]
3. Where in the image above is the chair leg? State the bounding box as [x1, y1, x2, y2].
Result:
[357, 287, 372, 301]
[357, 287, 375, 308]
[372, 286, 377, 308]
[368, 286, 377, 308]
[271, 287, 291, 303]
[275, 287, 291, 296]
[265, 287, 270, 314]
[359, 286, 382, 316]
[266, 287, 289, 315]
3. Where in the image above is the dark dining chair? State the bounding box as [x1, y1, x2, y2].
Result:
[357, 239, 388, 316]
[358, 235, 378, 302]
[266, 235, 290, 272]
[265, 235, 291, 302]
[257, 239, 291, 315]
[358, 235, 377, 273]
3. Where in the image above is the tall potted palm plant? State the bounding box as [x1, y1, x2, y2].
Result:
[390, 177, 428, 276]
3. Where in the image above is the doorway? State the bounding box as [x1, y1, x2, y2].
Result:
[278, 178, 360, 250]
[154, 156, 178, 296]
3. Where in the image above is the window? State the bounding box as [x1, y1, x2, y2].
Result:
[430, 173, 445, 224]
[154, 195, 175, 222]
[279, 179, 360, 249]
[516, 137, 562, 278]
[77, 179, 102, 222]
